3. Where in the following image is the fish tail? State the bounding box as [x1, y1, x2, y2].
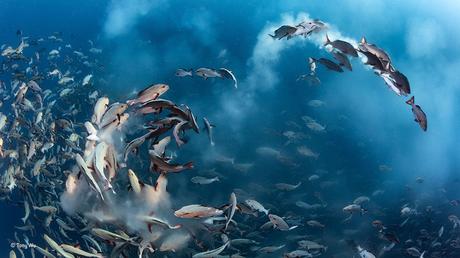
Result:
[360, 36, 367, 44]
[184, 161, 194, 169]
[324, 33, 331, 45]
[406, 96, 415, 105]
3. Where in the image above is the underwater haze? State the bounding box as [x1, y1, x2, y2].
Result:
[1, 0, 460, 257]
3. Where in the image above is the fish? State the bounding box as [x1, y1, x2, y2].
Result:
[218, 68, 238, 88]
[58, 76, 74, 85]
[203, 117, 215, 146]
[149, 150, 193, 173]
[331, 51, 352, 71]
[21, 200, 30, 223]
[245, 199, 269, 215]
[406, 96, 427, 131]
[174, 204, 223, 218]
[297, 146, 319, 159]
[311, 57, 343, 72]
[151, 136, 171, 157]
[60, 245, 102, 258]
[123, 130, 155, 161]
[275, 182, 301, 191]
[126, 83, 169, 106]
[75, 153, 105, 201]
[269, 25, 297, 40]
[195, 68, 222, 79]
[225, 192, 237, 231]
[175, 68, 193, 77]
[192, 241, 229, 258]
[136, 214, 182, 231]
[268, 214, 298, 231]
[173, 119, 189, 147]
[43, 234, 75, 258]
[126, 169, 142, 195]
[82, 74, 93, 86]
[359, 36, 392, 69]
[91, 228, 132, 242]
[91, 97, 109, 125]
[285, 250, 314, 257]
[190, 176, 219, 185]
[94, 142, 114, 192]
[98, 102, 128, 129]
[325, 34, 358, 57]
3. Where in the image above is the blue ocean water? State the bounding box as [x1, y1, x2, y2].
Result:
[0, 0, 459, 257]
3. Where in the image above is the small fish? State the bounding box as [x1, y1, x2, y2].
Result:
[192, 241, 229, 258]
[190, 176, 219, 185]
[245, 199, 269, 215]
[195, 68, 222, 79]
[275, 182, 301, 191]
[175, 68, 193, 77]
[268, 214, 298, 231]
[82, 74, 93, 86]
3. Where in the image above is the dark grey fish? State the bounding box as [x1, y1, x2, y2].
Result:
[325, 34, 358, 57]
[391, 70, 411, 96]
[331, 51, 352, 71]
[312, 57, 343, 73]
[359, 37, 392, 69]
[269, 25, 297, 40]
[406, 96, 427, 131]
[358, 49, 384, 71]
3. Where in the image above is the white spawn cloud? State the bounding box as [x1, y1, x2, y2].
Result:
[104, 0, 165, 37]
[405, 19, 446, 59]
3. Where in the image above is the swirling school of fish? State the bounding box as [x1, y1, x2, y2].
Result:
[0, 18, 446, 258]
[273, 20, 427, 132]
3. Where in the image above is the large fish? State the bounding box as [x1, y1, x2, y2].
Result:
[311, 57, 343, 73]
[149, 150, 193, 173]
[91, 97, 109, 125]
[269, 25, 297, 40]
[406, 96, 427, 131]
[359, 37, 392, 69]
[325, 34, 358, 57]
[94, 142, 114, 192]
[331, 51, 352, 71]
[75, 153, 105, 201]
[127, 83, 169, 106]
[174, 204, 223, 218]
[98, 102, 128, 129]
